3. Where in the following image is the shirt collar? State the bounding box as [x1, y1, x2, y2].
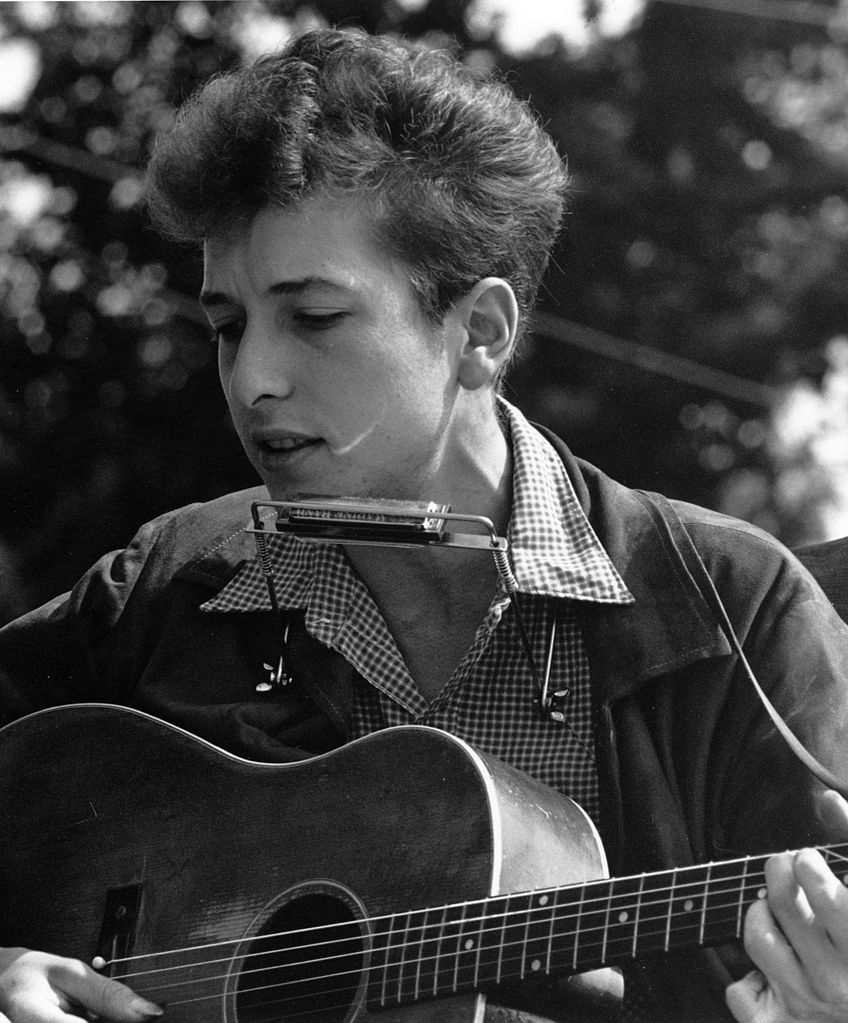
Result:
[201, 400, 632, 613]
[502, 400, 632, 603]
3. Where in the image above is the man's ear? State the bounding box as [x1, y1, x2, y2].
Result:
[453, 278, 519, 391]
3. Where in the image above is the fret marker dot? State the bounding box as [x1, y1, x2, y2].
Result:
[538, 895, 549, 907]
[843, 874, 848, 887]
[757, 888, 767, 900]
[464, 938, 475, 951]
[684, 899, 694, 912]
[618, 910, 629, 923]
[531, 959, 542, 972]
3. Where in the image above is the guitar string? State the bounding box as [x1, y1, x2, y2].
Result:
[113, 881, 750, 988]
[119, 892, 836, 1019]
[122, 851, 848, 1022]
[123, 892, 809, 990]
[111, 869, 848, 1011]
[116, 845, 848, 1014]
[115, 868, 848, 991]
[109, 876, 755, 983]
[105, 844, 848, 985]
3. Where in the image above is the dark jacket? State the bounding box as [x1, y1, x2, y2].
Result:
[3, 432, 848, 1021]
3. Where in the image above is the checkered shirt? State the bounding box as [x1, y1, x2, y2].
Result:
[202, 401, 633, 826]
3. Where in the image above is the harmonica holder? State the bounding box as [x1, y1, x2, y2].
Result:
[247, 499, 566, 719]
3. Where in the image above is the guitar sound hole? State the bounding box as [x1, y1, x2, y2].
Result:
[235, 892, 366, 1023]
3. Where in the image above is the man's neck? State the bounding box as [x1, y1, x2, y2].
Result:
[345, 405, 513, 586]
[341, 407, 513, 700]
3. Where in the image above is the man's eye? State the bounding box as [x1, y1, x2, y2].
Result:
[210, 321, 244, 346]
[294, 310, 346, 330]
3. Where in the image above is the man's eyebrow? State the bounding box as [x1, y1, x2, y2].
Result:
[199, 277, 350, 309]
[268, 276, 350, 296]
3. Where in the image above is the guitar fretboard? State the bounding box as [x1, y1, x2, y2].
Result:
[369, 843, 848, 1009]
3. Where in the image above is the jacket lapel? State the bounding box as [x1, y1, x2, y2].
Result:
[173, 489, 355, 739]
[535, 426, 732, 701]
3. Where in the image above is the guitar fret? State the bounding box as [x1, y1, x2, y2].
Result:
[736, 858, 751, 940]
[472, 899, 486, 988]
[569, 879, 610, 972]
[430, 902, 466, 997]
[600, 881, 613, 964]
[521, 894, 533, 978]
[451, 901, 486, 994]
[379, 912, 402, 1008]
[665, 863, 712, 949]
[523, 891, 556, 979]
[457, 911, 484, 992]
[431, 904, 449, 998]
[631, 873, 646, 959]
[664, 867, 678, 952]
[498, 892, 538, 980]
[702, 858, 757, 946]
[524, 881, 586, 978]
[699, 863, 712, 945]
[452, 901, 469, 993]
[626, 868, 682, 959]
[468, 898, 500, 988]
[572, 881, 586, 972]
[545, 889, 557, 974]
[556, 879, 601, 973]
[394, 910, 414, 1005]
[505, 893, 529, 979]
[597, 874, 645, 965]
[495, 894, 510, 985]
[509, 895, 525, 984]
[413, 907, 438, 1003]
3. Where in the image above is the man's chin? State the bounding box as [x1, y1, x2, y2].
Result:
[264, 487, 344, 502]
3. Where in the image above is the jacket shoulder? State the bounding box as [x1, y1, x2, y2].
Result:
[134, 485, 270, 588]
[539, 422, 822, 619]
[665, 497, 791, 563]
[149, 485, 268, 537]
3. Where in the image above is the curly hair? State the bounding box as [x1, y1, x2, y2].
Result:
[146, 28, 569, 333]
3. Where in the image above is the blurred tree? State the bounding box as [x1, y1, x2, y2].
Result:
[1, 0, 847, 624]
[502, 0, 848, 543]
[0, 1, 255, 621]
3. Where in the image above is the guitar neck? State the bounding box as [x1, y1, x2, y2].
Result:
[371, 842, 848, 1007]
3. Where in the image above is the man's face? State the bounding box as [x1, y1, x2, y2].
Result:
[201, 195, 462, 502]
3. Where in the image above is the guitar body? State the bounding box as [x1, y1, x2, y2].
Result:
[0, 705, 616, 1022]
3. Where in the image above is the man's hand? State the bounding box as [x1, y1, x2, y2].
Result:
[0, 948, 163, 1023]
[726, 790, 848, 1022]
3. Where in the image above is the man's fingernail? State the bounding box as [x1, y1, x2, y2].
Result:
[131, 997, 164, 1018]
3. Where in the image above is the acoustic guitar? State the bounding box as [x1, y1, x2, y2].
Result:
[1, 705, 844, 1022]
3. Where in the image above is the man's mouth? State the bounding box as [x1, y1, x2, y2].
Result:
[252, 435, 325, 476]
[262, 437, 316, 453]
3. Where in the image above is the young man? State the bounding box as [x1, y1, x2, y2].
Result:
[2, 27, 848, 1023]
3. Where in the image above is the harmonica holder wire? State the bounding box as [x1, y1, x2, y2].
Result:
[248, 500, 564, 717]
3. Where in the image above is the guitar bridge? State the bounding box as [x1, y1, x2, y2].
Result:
[93, 884, 142, 978]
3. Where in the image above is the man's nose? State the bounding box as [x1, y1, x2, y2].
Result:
[226, 323, 295, 407]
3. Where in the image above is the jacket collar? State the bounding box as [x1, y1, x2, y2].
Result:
[535, 426, 731, 700]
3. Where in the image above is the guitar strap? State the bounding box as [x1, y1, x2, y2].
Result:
[655, 494, 848, 800]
